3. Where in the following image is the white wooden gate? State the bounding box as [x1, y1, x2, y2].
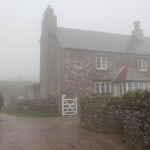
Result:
[62, 95, 78, 116]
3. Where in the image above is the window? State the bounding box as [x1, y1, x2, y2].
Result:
[137, 59, 148, 71]
[96, 57, 107, 70]
[95, 82, 110, 94]
[116, 82, 150, 96]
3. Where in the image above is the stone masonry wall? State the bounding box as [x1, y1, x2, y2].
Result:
[63, 48, 150, 97]
[10, 97, 58, 114]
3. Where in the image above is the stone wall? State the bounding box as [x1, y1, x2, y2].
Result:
[80, 91, 150, 149]
[63, 48, 150, 97]
[10, 97, 58, 114]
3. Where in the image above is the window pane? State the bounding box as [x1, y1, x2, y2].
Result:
[123, 83, 126, 93]
[106, 83, 109, 93]
[102, 63, 106, 68]
[143, 82, 146, 90]
[102, 57, 107, 69]
[134, 82, 138, 90]
[96, 57, 101, 69]
[95, 83, 100, 93]
[139, 82, 143, 89]
[119, 83, 122, 95]
[128, 82, 132, 91]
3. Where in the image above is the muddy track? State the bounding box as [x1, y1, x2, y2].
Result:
[0, 114, 127, 150]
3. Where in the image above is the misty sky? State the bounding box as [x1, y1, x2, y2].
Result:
[0, 0, 150, 81]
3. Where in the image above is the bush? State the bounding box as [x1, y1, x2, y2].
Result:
[80, 95, 123, 133]
[80, 91, 150, 149]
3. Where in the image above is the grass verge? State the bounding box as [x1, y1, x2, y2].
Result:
[4, 106, 58, 117]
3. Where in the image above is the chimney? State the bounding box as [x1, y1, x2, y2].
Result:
[41, 5, 57, 37]
[132, 21, 144, 40]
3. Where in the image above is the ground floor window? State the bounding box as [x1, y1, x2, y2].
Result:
[116, 82, 150, 96]
[95, 82, 110, 95]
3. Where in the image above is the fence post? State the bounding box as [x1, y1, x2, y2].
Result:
[75, 97, 78, 115]
[62, 95, 65, 116]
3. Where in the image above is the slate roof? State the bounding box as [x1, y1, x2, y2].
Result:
[112, 66, 150, 83]
[56, 28, 150, 55]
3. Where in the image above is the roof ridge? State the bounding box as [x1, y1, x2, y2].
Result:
[57, 27, 131, 37]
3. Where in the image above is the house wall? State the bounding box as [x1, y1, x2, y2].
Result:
[40, 36, 63, 98]
[40, 6, 63, 98]
[63, 48, 150, 97]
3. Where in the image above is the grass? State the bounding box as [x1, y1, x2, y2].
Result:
[4, 106, 58, 117]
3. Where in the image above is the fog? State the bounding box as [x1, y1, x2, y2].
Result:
[0, 0, 150, 81]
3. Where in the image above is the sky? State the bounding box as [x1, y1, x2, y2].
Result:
[0, 0, 150, 81]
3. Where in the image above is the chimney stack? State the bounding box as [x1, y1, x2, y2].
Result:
[41, 5, 57, 37]
[132, 21, 144, 40]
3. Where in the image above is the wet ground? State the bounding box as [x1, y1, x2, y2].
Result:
[0, 114, 127, 150]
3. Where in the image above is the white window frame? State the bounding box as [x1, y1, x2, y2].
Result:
[96, 57, 107, 70]
[137, 59, 148, 72]
[117, 82, 150, 96]
[95, 82, 110, 94]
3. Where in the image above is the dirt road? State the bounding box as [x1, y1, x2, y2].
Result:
[0, 114, 126, 150]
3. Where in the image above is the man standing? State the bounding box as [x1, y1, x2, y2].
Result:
[0, 91, 4, 115]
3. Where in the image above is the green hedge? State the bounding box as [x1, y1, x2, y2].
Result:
[80, 91, 150, 149]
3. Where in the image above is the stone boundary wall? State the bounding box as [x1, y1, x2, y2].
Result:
[80, 91, 150, 149]
[11, 97, 58, 114]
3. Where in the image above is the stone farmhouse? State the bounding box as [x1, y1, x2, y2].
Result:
[39, 5, 150, 99]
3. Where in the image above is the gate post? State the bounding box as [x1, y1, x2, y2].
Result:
[75, 96, 78, 115]
[56, 95, 62, 116]
[62, 95, 65, 116]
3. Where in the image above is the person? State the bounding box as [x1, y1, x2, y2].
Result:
[0, 91, 4, 115]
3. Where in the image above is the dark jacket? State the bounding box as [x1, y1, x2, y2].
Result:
[0, 95, 4, 107]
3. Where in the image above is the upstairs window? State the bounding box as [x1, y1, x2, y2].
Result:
[96, 57, 107, 70]
[137, 59, 148, 71]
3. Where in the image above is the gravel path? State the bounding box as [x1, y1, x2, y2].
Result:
[0, 114, 127, 150]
